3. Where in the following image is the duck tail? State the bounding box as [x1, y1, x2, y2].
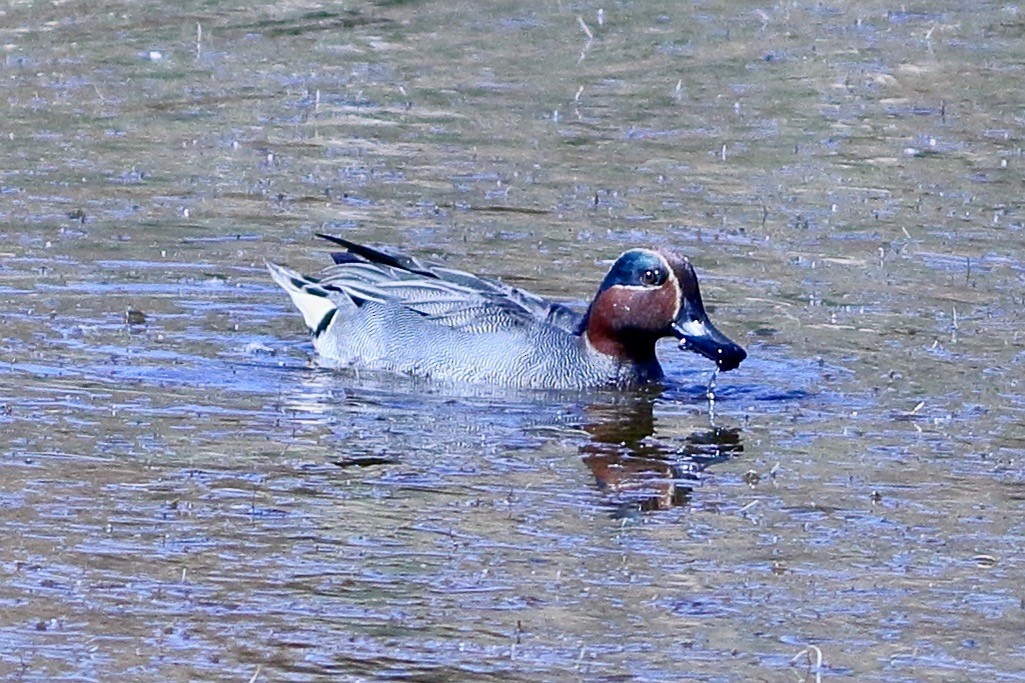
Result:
[266, 261, 339, 337]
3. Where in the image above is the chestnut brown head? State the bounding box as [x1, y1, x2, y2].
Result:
[582, 249, 746, 372]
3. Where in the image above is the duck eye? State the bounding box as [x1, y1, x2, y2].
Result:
[640, 268, 664, 286]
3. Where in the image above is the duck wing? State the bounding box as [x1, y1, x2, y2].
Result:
[315, 234, 583, 334]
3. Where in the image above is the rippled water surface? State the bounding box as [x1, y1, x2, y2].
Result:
[3, 0, 1025, 680]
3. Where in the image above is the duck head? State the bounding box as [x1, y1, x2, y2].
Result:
[582, 249, 747, 372]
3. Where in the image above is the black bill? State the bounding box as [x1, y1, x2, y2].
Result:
[671, 298, 747, 372]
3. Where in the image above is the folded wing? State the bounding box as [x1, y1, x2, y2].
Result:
[315, 234, 583, 334]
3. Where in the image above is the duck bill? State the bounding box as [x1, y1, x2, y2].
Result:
[671, 300, 747, 372]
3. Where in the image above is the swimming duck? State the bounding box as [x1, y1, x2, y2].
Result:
[267, 234, 746, 389]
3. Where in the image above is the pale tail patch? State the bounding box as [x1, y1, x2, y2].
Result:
[266, 261, 338, 336]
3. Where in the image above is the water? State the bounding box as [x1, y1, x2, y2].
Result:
[2, 0, 1025, 680]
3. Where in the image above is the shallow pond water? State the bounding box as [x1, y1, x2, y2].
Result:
[2, 0, 1025, 680]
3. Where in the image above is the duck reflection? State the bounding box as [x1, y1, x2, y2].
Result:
[283, 364, 743, 515]
[580, 396, 743, 516]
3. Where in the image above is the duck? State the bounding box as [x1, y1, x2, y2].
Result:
[267, 234, 746, 389]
